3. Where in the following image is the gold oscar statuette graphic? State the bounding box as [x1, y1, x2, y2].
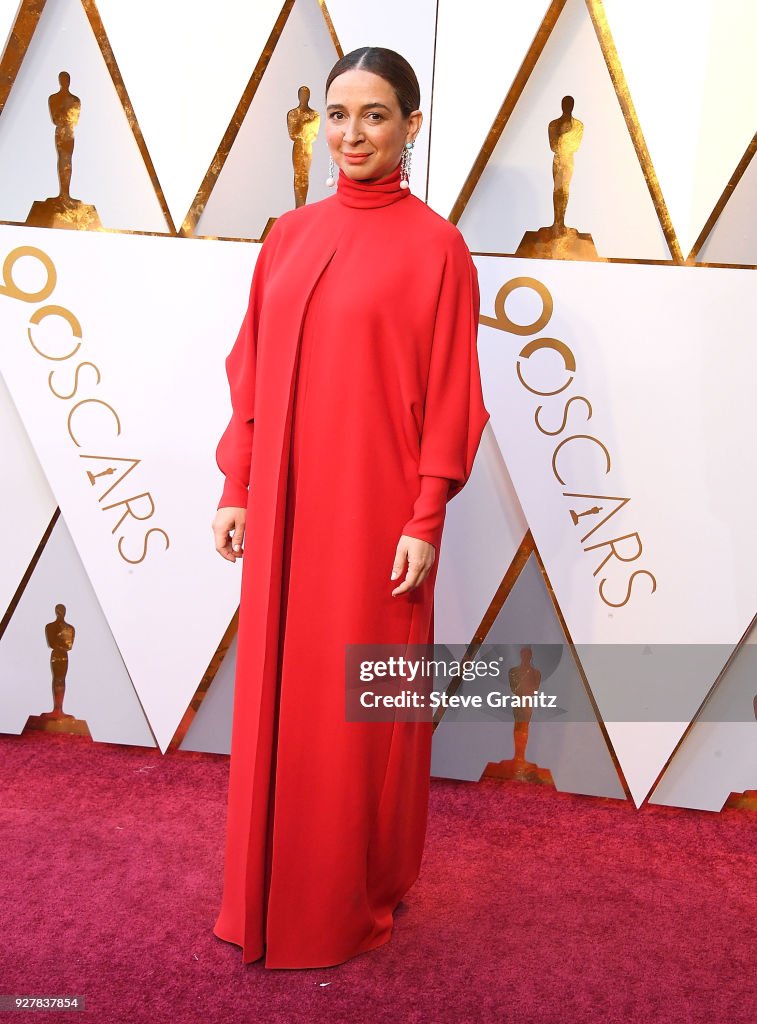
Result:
[258, 85, 321, 242]
[516, 96, 598, 261]
[484, 647, 554, 786]
[25, 604, 91, 737]
[287, 85, 320, 208]
[570, 504, 602, 526]
[26, 71, 103, 231]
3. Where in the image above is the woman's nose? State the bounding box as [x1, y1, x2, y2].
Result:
[343, 120, 363, 144]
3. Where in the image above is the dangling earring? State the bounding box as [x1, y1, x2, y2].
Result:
[326, 155, 336, 188]
[400, 140, 414, 189]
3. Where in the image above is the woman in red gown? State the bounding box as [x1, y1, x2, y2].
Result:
[211, 46, 489, 969]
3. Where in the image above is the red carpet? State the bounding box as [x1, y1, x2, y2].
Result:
[1, 729, 755, 1024]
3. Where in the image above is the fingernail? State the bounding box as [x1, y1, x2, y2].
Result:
[390, 571, 398, 579]
[233, 545, 241, 552]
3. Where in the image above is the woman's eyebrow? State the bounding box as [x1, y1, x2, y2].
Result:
[326, 102, 392, 112]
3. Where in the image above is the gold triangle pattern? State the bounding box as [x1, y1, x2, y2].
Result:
[644, 610, 757, 808]
[0, 0, 176, 234]
[316, 0, 343, 59]
[0, 0, 45, 117]
[167, 610, 239, 752]
[529, 535, 633, 801]
[688, 130, 757, 266]
[432, 530, 535, 729]
[447, 0, 568, 226]
[80, 0, 176, 233]
[449, 0, 686, 268]
[585, 0, 682, 263]
[180, 0, 344, 238]
[0, 506, 59, 639]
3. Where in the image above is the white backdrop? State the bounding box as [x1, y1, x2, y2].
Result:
[0, 0, 755, 811]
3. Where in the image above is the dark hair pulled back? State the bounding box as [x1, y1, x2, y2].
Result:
[325, 46, 421, 119]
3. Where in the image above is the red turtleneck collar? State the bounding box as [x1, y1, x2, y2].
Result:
[335, 160, 410, 209]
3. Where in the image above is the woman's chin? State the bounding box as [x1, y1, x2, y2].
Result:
[340, 164, 374, 179]
[340, 159, 391, 181]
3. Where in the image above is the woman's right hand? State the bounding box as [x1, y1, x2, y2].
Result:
[213, 506, 246, 562]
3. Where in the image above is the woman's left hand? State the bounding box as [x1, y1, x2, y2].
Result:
[391, 535, 436, 596]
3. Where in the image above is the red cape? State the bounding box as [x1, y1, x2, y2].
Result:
[213, 163, 489, 968]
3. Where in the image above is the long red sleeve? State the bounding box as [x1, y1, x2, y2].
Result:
[401, 474, 449, 550]
[216, 222, 284, 510]
[401, 230, 489, 550]
[216, 411, 254, 509]
[415, 230, 489, 496]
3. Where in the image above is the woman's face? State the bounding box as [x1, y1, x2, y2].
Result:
[325, 68, 422, 181]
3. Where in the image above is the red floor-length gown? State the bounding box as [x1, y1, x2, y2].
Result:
[212, 161, 489, 969]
